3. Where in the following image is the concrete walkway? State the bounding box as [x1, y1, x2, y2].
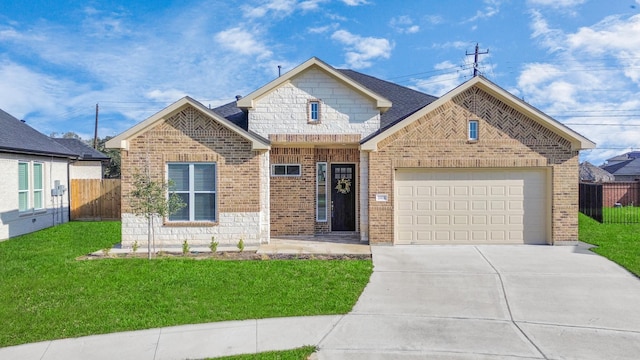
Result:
[2, 243, 640, 359]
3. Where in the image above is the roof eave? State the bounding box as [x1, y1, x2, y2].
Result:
[105, 97, 270, 151]
[237, 57, 392, 111]
[362, 76, 596, 152]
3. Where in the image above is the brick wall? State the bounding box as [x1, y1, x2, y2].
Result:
[120, 105, 266, 247]
[269, 147, 360, 236]
[368, 86, 579, 245]
[603, 182, 640, 207]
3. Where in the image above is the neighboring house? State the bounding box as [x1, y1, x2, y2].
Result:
[0, 109, 77, 240]
[579, 161, 615, 183]
[106, 57, 595, 247]
[52, 138, 110, 179]
[601, 151, 640, 182]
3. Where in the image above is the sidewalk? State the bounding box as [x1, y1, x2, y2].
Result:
[0, 316, 341, 360]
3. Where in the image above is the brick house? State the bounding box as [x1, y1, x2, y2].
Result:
[106, 57, 595, 247]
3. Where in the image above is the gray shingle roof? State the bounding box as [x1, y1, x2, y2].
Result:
[336, 69, 437, 129]
[602, 158, 640, 177]
[0, 109, 77, 158]
[579, 161, 615, 182]
[211, 68, 437, 134]
[51, 138, 110, 161]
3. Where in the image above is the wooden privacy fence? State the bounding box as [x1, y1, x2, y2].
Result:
[71, 179, 121, 220]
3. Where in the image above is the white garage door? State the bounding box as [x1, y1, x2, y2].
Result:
[395, 168, 548, 245]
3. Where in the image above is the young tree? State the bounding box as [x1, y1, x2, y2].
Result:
[128, 171, 185, 259]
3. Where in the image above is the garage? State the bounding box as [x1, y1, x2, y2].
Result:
[395, 168, 549, 245]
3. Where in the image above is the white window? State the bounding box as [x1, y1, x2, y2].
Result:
[308, 100, 320, 123]
[168, 163, 217, 222]
[33, 163, 43, 210]
[468, 120, 479, 141]
[317, 162, 327, 222]
[18, 162, 29, 212]
[271, 164, 301, 177]
[18, 161, 44, 212]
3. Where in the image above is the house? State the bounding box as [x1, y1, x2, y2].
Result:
[579, 161, 615, 183]
[0, 109, 77, 240]
[601, 151, 640, 182]
[106, 57, 595, 247]
[52, 138, 110, 179]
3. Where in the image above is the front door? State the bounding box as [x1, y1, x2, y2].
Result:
[331, 164, 356, 231]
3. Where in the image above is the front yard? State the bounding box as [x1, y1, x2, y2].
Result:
[0, 222, 372, 348]
[579, 213, 640, 277]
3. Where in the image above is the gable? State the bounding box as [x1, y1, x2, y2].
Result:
[105, 97, 269, 151]
[362, 76, 595, 151]
[236, 57, 391, 110]
[248, 67, 382, 139]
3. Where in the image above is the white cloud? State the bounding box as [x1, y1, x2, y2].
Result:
[527, 0, 586, 9]
[389, 16, 420, 34]
[341, 0, 368, 6]
[466, 0, 502, 23]
[308, 23, 339, 34]
[411, 61, 469, 96]
[331, 30, 393, 69]
[214, 27, 273, 58]
[518, 12, 640, 165]
[432, 41, 470, 50]
[241, 0, 297, 19]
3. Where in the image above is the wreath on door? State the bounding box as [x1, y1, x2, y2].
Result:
[335, 178, 351, 194]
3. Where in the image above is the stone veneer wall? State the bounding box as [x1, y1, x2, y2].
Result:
[270, 147, 361, 236]
[248, 67, 380, 138]
[120, 105, 267, 248]
[368, 86, 579, 245]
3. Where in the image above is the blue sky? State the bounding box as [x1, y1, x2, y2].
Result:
[1, 0, 639, 165]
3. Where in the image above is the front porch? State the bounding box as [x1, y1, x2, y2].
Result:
[258, 233, 370, 255]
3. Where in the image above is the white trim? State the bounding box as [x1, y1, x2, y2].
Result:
[237, 57, 392, 111]
[166, 162, 217, 222]
[468, 120, 479, 141]
[316, 162, 328, 222]
[361, 76, 595, 151]
[105, 97, 270, 151]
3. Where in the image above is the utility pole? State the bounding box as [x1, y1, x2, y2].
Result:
[466, 43, 489, 77]
[93, 103, 99, 149]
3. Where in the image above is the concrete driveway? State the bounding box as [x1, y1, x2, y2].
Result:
[315, 243, 640, 359]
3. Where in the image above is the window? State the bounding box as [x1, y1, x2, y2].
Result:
[168, 163, 217, 222]
[317, 162, 327, 222]
[33, 163, 43, 210]
[468, 120, 479, 141]
[271, 164, 301, 177]
[18, 162, 29, 212]
[308, 100, 320, 123]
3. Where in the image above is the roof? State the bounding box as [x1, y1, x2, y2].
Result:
[51, 138, 110, 161]
[361, 76, 596, 151]
[236, 57, 392, 111]
[602, 158, 640, 177]
[0, 109, 77, 158]
[210, 67, 437, 133]
[606, 151, 640, 163]
[337, 69, 437, 129]
[105, 97, 270, 151]
[579, 162, 615, 182]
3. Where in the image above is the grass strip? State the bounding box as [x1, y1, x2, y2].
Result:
[579, 213, 640, 277]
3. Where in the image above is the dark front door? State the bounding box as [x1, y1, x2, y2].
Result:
[331, 164, 356, 231]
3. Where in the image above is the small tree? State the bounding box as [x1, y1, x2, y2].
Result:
[129, 171, 185, 259]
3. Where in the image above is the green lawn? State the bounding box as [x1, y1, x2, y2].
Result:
[579, 213, 640, 276]
[602, 206, 640, 224]
[0, 222, 372, 348]
[210, 346, 316, 360]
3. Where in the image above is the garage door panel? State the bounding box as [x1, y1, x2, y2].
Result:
[395, 169, 547, 245]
